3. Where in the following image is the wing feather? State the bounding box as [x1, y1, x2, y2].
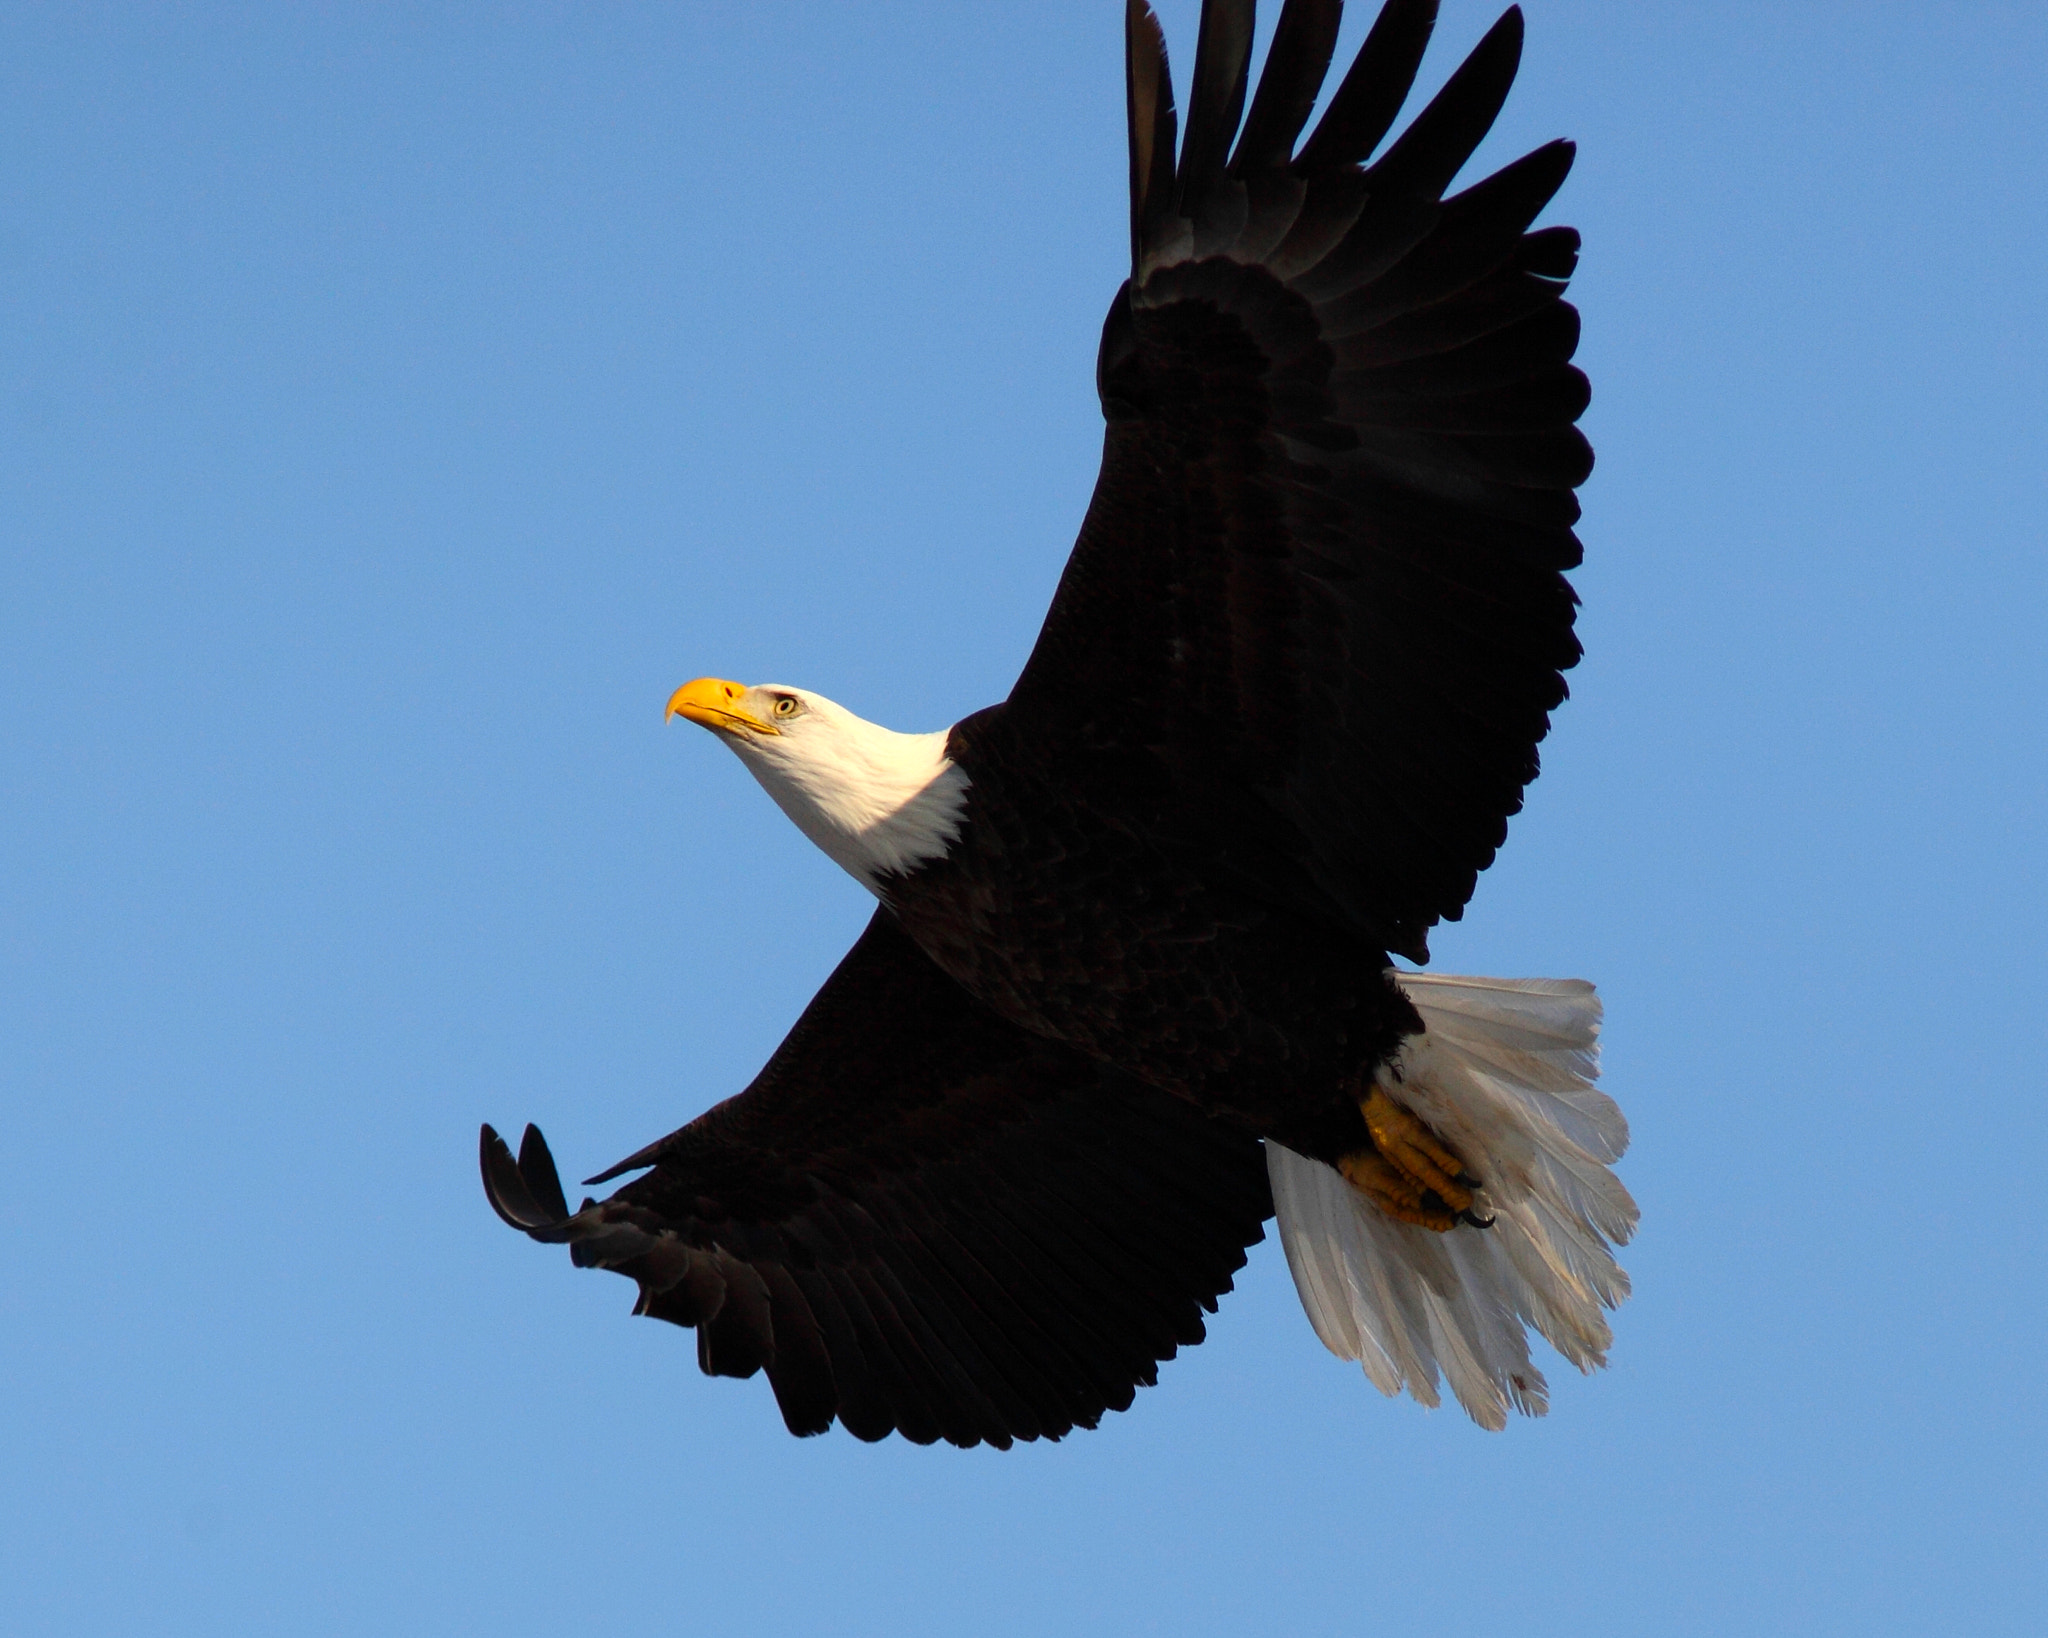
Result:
[1294, 0, 1438, 172]
[1011, 2, 1587, 960]
[481, 910, 1270, 1447]
[1232, 0, 1343, 172]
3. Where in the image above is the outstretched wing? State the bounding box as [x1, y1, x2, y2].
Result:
[1010, 0, 1588, 962]
[482, 909, 1270, 1449]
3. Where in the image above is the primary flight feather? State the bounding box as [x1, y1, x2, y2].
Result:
[483, 0, 1632, 1444]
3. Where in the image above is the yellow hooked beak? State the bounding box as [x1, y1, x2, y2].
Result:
[665, 676, 780, 736]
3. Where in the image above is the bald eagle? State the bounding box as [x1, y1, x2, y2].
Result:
[483, 0, 1633, 1442]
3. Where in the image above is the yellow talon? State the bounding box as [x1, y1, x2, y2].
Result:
[1343, 1084, 1478, 1230]
[1337, 1147, 1461, 1231]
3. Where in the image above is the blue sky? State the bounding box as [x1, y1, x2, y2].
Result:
[3, 3, 2043, 1634]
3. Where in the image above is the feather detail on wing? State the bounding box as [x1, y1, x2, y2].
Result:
[1012, 0, 1588, 962]
[483, 910, 1271, 1448]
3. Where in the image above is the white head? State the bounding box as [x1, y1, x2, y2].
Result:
[665, 677, 971, 892]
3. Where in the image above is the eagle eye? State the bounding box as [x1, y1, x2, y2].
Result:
[772, 696, 801, 718]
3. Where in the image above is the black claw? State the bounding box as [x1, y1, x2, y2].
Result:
[1457, 1208, 1496, 1230]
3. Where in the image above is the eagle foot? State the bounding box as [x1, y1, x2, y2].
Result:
[1338, 1085, 1481, 1233]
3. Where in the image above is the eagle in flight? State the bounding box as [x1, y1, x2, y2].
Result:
[483, 0, 1634, 1443]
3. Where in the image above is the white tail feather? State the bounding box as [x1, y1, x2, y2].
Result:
[1268, 971, 1635, 1429]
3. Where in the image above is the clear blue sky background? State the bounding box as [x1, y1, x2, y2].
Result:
[4, 3, 2043, 1633]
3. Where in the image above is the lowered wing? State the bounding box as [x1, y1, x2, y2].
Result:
[1010, 0, 1589, 961]
[483, 909, 1271, 1448]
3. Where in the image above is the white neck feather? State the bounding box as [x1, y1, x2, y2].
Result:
[719, 690, 971, 893]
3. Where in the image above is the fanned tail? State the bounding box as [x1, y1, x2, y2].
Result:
[1268, 971, 1635, 1429]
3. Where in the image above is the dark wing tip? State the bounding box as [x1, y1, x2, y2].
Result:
[1126, 0, 1180, 272]
[1294, 0, 1440, 173]
[1360, 3, 1525, 202]
[582, 1133, 671, 1187]
[1175, 0, 1255, 211]
[480, 1121, 571, 1234]
[518, 1123, 571, 1220]
[1231, 0, 1344, 173]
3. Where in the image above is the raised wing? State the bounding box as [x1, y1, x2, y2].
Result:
[1010, 0, 1588, 961]
[482, 910, 1270, 1448]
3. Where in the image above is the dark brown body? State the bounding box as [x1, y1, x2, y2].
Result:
[883, 705, 1423, 1167]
